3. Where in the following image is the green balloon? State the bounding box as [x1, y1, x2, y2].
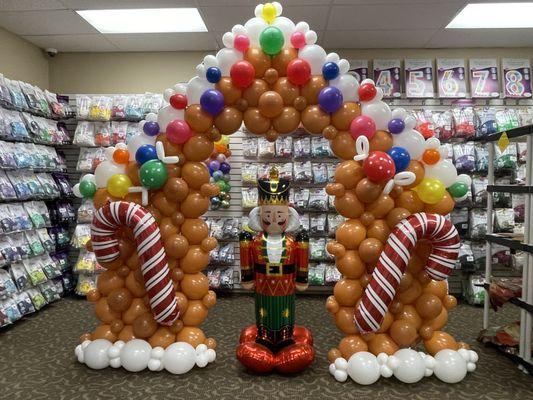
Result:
[448, 182, 468, 198]
[79, 180, 96, 198]
[259, 26, 284, 56]
[139, 160, 168, 189]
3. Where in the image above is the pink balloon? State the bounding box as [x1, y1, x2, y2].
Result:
[166, 119, 192, 144]
[350, 115, 376, 140]
[290, 32, 306, 49]
[234, 34, 250, 53]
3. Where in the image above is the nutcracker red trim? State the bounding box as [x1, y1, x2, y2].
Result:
[355, 212, 460, 333]
[91, 201, 179, 326]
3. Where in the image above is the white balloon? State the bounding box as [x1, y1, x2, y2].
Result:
[203, 55, 218, 68]
[186, 76, 213, 105]
[148, 359, 161, 371]
[222, 32, 234, 48]
[426, 137, 441, 149]
[94, 161, 125, 188]
[84, 339, 112, 370]
[424, 160, 458, 188]
[151, 346, 165, 360]
[81, 173, 95, 183]
[295, 21, 309, 33]
[173, 83, 187, 95]
[361, 100, 392, 131]
[254, 5, 262, 18]
[73, 183, 81, 198]
[163, 88, 174, 102]
[107, 345, 121, 359]
[456, 173, 472, 187]
[326, 52, 340, 63]
[196, 353, 209, 368]
[109, 358, 121, 368]
[232, 24, 246, 35]
[120, 339, 152, 372]
[392, 349, 426, 384]
[207, 349, 216, 363]
[391, 107, 407, 120]
[433, 350, 468, 384]
[157, 104, 184, 133]
[215, 48, 243, 76]
[298, 44, 327, 75]
[126, 133, 156, 162]
[273, 16, 295, 47]
[330, 74, 360, 102]
[305, 30, 317, 45]
[163, 342, 196, 375]
[392, 130, 425, 160]
[334, 369, 348, 382]
[347, 352, 381, 385]
[244, 17, 267, 47]
[338, 59, 350, 75]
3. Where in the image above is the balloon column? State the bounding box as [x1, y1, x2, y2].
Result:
[71, 1, 478, 381]
[207, 135, 232, 210]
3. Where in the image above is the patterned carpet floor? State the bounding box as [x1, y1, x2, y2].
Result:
[0, 294, 531, 400]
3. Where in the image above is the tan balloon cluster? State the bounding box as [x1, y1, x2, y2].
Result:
[80, 133, 219, 350]
[324, 136, 467, 362]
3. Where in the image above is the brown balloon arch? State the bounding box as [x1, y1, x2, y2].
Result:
[81, 43, 466, 362]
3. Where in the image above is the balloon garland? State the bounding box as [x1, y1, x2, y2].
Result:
[72, 1, 477, 381]
[208, 135, 232, 210]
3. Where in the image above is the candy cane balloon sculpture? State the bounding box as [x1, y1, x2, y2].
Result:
[91, 201, 179, 325]
[354, 213, 460, 333]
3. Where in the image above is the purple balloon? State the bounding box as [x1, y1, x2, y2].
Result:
[200, 89, 225, 116]
[219, 162, 231, 174]
[318, 86, 343, 114]
[388, 118, 405, 134]
[209, 160, 221, 171]
[143, 121, 160, 136]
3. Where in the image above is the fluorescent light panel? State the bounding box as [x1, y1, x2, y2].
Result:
[447, 2, 533, 28]
[77, 8, 207, 34]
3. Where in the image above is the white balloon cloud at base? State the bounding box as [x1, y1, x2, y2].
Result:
[75, 339, 216, 375]
[329, 348, 478, 385]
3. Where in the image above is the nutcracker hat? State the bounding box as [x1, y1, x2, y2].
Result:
[258, 167, 290, 205]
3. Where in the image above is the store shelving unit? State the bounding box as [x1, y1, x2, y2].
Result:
[481, 124, 533, 373]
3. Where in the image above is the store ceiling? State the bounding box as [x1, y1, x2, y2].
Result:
[0, 0, 532, 52]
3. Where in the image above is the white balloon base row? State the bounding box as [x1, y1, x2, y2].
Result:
[75, 339, 216, 374]
[329, 348, 478, 385]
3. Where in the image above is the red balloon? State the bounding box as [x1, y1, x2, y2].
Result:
[358, 83, 377, 102]
[230, 60, 255, 88]
[350, 115, 376, 140]
[239, 325, 258, 344]
[170, 94, 187, 109]
[166, 119, 193, 144]
[275, 343, 315, 374]
[236, 342, 276, 373]
[363, 151, 396, 182]
[287, 58, 311, 86]
[293, 325, 314, 346]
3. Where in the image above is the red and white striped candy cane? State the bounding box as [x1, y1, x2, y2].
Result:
[91, 201, 179, 326]
[354, 212, 460, 333]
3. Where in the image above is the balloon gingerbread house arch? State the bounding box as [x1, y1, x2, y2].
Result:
[74, 2, 478, 383]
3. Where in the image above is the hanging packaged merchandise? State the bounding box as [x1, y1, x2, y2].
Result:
[293, 136, 311, 159]
[494, 142, 517, 173]
[52, 173, 73, 197]
[241, 163, 258, 185]
[39, 280, 61, 303]
[310, 213, 327, 236]
[453, 142, 476, 172]
[21, 83, 39, 113]
[0, 268, 17, 298]
[308, 264, 325, 285]
[209, 245, 221, 265]
[22, 258, 47, 286]
[464, 275, 485, 305]
[457, 241, 474, 270]
[327, 214, 345, 237]
[25, 230, 44, 256]
[512, 194, 525, 223]
[412, 109, 435, 139]
[222, 219, 240, 239]
[0, 142, 17, 169]
[327, 163, 337, 182]
[94, 122, 111, 147]
[491, 243, 511, 268]
[11, 203, 34, 231]
[494, 208, 515, 233]
[10, 262, 30, 291]
[27, 287, 47, 310]
[308, 188, 328, 211]
[77, 198, 96, 223]
[75, 274, 97, 296]
[311, 136, 333, 158]
[125, 122, 139, 143]
[242, 187, 258, 209]
[474, 143, 489, 172]
[77, 147, 104, 171]
[0, 74, 11, 107]
[242, 137, 258, 157]
[61, 272, 76, 293]
[220, 267, 234, 289]
[312, 163, 328, 184]
[10, 232, 31, 259]
[125, 95, 144, 120]
[0, 170, 17, 201]
[451, 103, 476, 139]
[469, 209, 489, 240]
[209, 218, 224, 240]
[2, 297, 22, 323]
[71, 224, 91, 248]
[450, 208, 469, 236]
[45, 90, 64, 118]
[14, 291, 35, 316]
[475, 107, 499, 137]
[73, 121, 96, 146]
[207, 269, 221, 289]
[50, 251, 69, 273]
[309, 238, 327, 261]
[325, 264, 341, 285]
[8, 80, 29, 111]
[36, 228, 55, 253]
[517, 142, 527, 163]
[24, 201, 50, 229]
[141, 93, 163, 116]
[5, 109, 30, 141]
[279, 163, 293, 181]
[493, 178, 512, 207]
[76, 95, 91, 120]
[495, 108, 521, 131]
[0, 235, 16, 264]
[39, 253, 61, 280]
[218, 244, 235, 265]
[111, 95, 127, 119]
[293, 161, 313, 183]
[36, 173, 60, 198]
[257, 137, 275, 158]
[74, 250, 96, 274]
[514, 164, 526, 185]
[89, 96, 112, 121]
[293, 188, 310, 211]
[110, 121, 127, 145]
[471, 242, 486, 270]
[275, 135, 293, 157]
[512, 251, 525, 273]
[257, 163, 271, 181]
[472, 176, 488, 206]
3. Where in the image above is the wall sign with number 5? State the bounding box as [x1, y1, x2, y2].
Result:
[405, 59, 434, 98]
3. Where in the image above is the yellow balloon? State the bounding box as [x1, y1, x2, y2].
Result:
[415, 178, 445, 204]
[215, 135, 230, 146]
[262, 3, 276, 24]
[107, 173, 132, 198]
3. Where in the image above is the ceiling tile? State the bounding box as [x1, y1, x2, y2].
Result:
[427, 29, 533, 48]
[0, 10, 97, 35]
[333, 0, 465, 4]
[198, 0, 332, 5]
[327, 3, 465, 31]
[322, 29, 435, 49]
[200, 5, 329, 32]
[22, 34, 117, 51]
[105, 32, 217, 51]
[0, 0, 66, 11]
[60, 0, 195, 9]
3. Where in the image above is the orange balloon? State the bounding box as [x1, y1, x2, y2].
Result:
[368, 333, 399, 356]
[301, 105, 330, 134]
[396, 190, 425, 213]
[181, 272, 209, 300]
[214, 106, 243, 135]
[397, 279, 422, 304]
[422, 149, 440, 165]
[93, 188, 114, 210]
[181, 219, 209, 244]
[443, 294, 457, 310]
[132, 312, 158, 338]
[149, 326, 176, 349]
[334, 306, 358, 334]
[164, 233, 189, 259]
[272, 107, 300, 134]
[152, 192, 178, 217]
[396, 304, 423, 330]
[118, 325, 136, 342]
[243, 79, 269, 107]
[422, 280, 448, 299]
[107, 287, 133, 313]
[163, 178, 189, 204]
[91, 324, 117, 342]
[301, 76, 326, 104]
[185, 104, 213, 133]
[113, 149, 129, 164]
[326, 295, 340, 314]
[95, 298, 121, 323]
[180, 246, 210, 273]
[125, 272, 146, 297]
[122, 298, 149, 325]
[360, 212, 375, 227]
[183, 135, 214, 162]
[243, 107, 271, 134]
[328, 348, 342, 363]
[182, 300, 208, 326]
[369, 130, 393, 152]
[405, 161, 425, 189]
[386, 207, 411, 229]
[202, 290, 217, 309]
[427, 307, 448, 331]
[331, 102, 361, 131]
[273, 77, 299, 106]
[176, 327, 206, 347]
[389, 320, 418, 347]
[406, 252, 425, 275]
[365, 194, 394, 218]
[125, 162, 141, 186]
[355, 178, 383, 204]
[330, 131, 356, 160]
[244, 47, 271, 78]
[215, 77, 242, 105]
[415, 293, 443, 319]
[366, 219, 390, 243]
[334, 160, 365, 190]
[424, 331, 458, 355]
[424, 192, 455, 215]
[97, 270, 125, 296]
[358, 238, 383, 264]
[272, 47, 298, 76]
[335, 220, 366, 249]
[336, 250, 365, 279]
[334, 191, 364, 218]
[263, 68, 279, 85]
[339, 335, 368, 359]
[333, 278, 363, 306]
[181, 191, 209, 218]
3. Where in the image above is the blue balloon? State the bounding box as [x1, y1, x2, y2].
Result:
[388, 118, 405, 134]
[135, 144, 158, 165]
[200, 89, 225, 116]
[387, 146, 410, 172]
[322, 62, 340, 81]
[206, 67, 222, 84]
[318, 86, 343, 114]
[212, 170, 223, 181]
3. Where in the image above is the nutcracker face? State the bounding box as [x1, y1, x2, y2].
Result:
[260, 204, 289, 234]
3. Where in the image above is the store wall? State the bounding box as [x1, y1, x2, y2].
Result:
[0, 27, 49, 88]
[48, 47, 533, 95]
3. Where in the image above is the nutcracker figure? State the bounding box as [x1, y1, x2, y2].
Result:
[236, 167, 315, 374]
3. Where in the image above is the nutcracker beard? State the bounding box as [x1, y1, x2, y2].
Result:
[236, 169, 315, 374]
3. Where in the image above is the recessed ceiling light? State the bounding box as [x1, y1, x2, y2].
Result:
[447, 2, 533, 28]
[77, 8, 208, 34]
